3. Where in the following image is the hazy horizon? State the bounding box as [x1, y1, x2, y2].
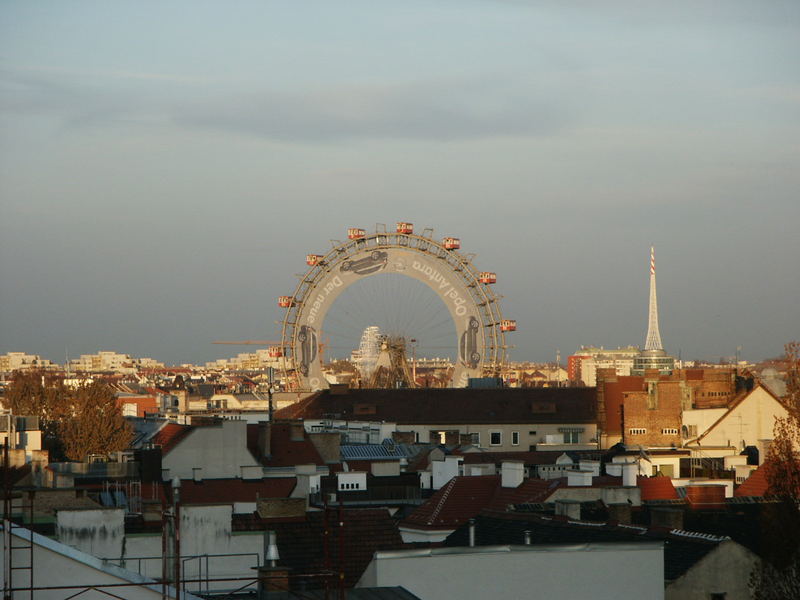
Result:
[2, 1, 798, 367]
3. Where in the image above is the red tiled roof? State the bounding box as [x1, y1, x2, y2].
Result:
[151, 423, 194, 454]
[179, 478, 295, 503]
[685, 484, 726, 509]
[276, 387, 597, 425]
[734, 465, 768, 497]
[246, 422, 325, 467]
[486, 478, 560, 510]
[403, 476, 500, 530]
[638, 475, 679, 501]
[140, 477, 296, 505]
[269, 508, 403, 588]
[731, 461, 798, 499]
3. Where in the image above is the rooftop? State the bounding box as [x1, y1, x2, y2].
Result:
[276, 387, 597, 425]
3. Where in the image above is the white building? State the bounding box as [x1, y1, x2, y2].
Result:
[1, 522, 201, 599]
[358, 543, 665, 600]
[572, 346, 640, 386]
[0, 352, 56, 373]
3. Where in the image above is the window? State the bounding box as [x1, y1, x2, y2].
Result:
[528, 431, 537, 436]
[490, 431, 502, 446]
[558, 427, 584, 444]
[512, 431, 520, 446]
[661, 428, 678, 435]
[629, 428, 647, 435]
[122, 403, 137, 417]
[469, 432, 480, 446]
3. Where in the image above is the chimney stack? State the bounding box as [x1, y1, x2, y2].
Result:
[258, 421, 272, 459]
[621, 461, 638, 487]
[501, 461, 525, 488]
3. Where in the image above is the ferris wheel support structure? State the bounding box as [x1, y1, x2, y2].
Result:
[279, 224, 514, 390]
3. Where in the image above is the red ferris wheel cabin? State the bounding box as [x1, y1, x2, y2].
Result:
[268, 346, 284, 358]
[278, 296, 295, 308]
[500, 319, 517, 332]
[348, 228, 366, 239]
[306, 254, 324, 266]
[442, 237, 460, 250]
[396, 222, 414, 234]
[479, 272, 497, 284]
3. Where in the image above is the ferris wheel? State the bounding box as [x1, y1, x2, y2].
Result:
[277, 223, 516, 390]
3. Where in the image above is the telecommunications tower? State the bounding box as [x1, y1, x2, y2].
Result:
[632, 247, 675, 375]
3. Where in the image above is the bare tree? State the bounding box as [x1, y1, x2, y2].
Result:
[3, 370, 69, 451]
[751, 341, 800, 599]
[3, 372, 132, 461]
[59, 380, 133, 461]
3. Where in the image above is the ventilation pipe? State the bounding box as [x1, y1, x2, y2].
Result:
[264, 530, 280, 567]
[524, 530, 532, 545]
[468, 518, 476, 547]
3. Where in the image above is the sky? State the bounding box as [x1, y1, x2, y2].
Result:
[1, 0, 799, 367]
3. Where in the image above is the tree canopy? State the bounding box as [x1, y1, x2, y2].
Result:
[751, 342, 800, 599]
[3, 371, 133, 461]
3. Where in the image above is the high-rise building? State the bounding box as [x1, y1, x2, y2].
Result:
[568, 346, 641, 386]
[632, 247, 674, 375]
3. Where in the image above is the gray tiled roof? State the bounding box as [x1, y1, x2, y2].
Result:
[340, 443, 419, 460]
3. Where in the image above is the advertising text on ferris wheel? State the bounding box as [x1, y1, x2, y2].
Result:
[307, 275, 343, 325]
[411, 261, 468, 316]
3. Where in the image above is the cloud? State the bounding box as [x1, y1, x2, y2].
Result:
[0, 66, 572, 142]
[174, 79, 572, 142]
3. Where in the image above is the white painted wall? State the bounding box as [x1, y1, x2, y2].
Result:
[689, 387, 787, 450]
[161, 419, 262, 480]
[337, 471, 367, 491]
[0, 528, 201, 599]
[432, 456, 462, 490]
[358, 543, 664, 600]
[395, 423, 597, 452]
[57, 508, 125, 560]
[54, 505, 265, 594]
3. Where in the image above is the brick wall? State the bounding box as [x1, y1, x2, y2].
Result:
[622, 379, 682, 448]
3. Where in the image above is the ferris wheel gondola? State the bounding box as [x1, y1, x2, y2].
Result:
[278, 223, 513, 390]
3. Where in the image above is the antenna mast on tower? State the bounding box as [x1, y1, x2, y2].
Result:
[644, 246, 663, 352]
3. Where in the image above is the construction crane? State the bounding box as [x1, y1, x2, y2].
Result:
[212, 340, 282, 345]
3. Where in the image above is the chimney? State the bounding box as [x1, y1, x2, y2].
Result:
[579, 460, 600, 477]
[264, 530, 280, 567]
[501, 461, 525, 488]
[567, 470, 593, 487]
[290, 422, 305, 442]
[621, 461, 638, 487]
[258, 421, 272, 459]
